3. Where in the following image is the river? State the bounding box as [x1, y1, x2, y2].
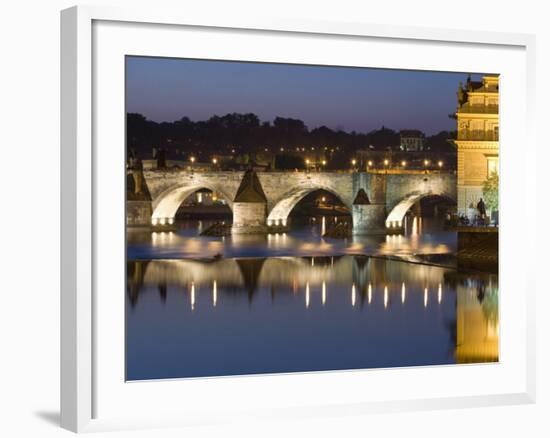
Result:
[126, 216, 498, 380]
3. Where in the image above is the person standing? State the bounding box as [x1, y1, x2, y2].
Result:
[477, 198, 486, 225]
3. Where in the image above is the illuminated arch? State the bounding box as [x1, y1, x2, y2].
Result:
[385, 192, 456, 228]
[151, 184, 234, 225]
[266, 186, 351, 226]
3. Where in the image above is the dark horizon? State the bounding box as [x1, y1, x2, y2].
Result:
[126, 56, 484, 136]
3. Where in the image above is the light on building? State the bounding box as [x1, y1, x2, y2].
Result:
[423, 159, 429, 166]
[351, 159, 357, 166]
[438, 160, 443, 168]
[367, 160, 373, 167]
[384, 159, 389, 166]
[401, 160, 407, 167]
[321, 159, 327, 166]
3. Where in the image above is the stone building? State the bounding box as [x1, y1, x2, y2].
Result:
[455, 75, 499, 216]
[399, 129, 425, 152]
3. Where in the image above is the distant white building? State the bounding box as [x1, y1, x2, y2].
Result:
[399, 130, 425, 151]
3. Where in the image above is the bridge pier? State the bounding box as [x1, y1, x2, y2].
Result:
[231, 169, 269, 234]
[351, 179, 387, 235]
[352, 203, 387, 235]
[127, 167, 154, 228]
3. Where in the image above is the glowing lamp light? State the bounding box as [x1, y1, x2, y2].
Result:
[351, 159, 357, 166]
[321, 160, 327, 166]
[212, 158, 218, 164]
[282, 219, 287, 227]
[384, 159, 389, 166]
[367, 160, 373, 167]
[190, 156, 196, 163]
[168, 218, 175, 225]
[305, 159, 310, 165]
[267, 220, 273, 227]
[401, 160, 407, 167]
[152, 218, 159, 226]
[438, 160, 443, 167]
[424, 159, 429, 166]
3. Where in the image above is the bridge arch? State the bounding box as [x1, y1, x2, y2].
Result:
[385, 192, 456, 228]
[151, 184, 234, 225]
[266, 186, 351, 226]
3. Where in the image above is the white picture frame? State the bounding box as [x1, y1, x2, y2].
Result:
[60, 4, 536, 433]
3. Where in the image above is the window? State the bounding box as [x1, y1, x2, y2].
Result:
[487, 157, 499, 176]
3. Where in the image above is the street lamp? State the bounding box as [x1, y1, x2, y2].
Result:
[367, 160, 373, 168]
[401, 160, 407, 167]
[423, 159, 430, 174]
[384, 159, 389, 174]
[190, 156, 196, 173]
[305, 158, 310, 173]
[437, 160, 443, 168]
[351, 159, 357, 171]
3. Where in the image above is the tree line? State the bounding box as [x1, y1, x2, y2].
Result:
[127, 112, 456, 166]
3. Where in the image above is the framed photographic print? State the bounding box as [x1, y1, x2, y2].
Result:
[61, 5, 536, 433]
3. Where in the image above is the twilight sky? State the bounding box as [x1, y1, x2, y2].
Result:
[126, 56, 483, 135]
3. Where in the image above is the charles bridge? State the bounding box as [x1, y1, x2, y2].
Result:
[127, 168, 456, 234]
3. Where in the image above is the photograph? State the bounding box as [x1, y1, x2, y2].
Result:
[125, 57, 499, 381]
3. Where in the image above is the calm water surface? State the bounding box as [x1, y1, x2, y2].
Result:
[126, 217, 498, 380]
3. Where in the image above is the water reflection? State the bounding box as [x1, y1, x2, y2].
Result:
[126, 256, 498, 380]
[127, 216, 455, 263]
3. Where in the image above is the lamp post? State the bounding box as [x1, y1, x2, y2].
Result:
[212, 157, 218, 170]
[190, 156, 196, 173]
[423, 159, 430, 174]
[437, 160, 443, 170]
[321, 159, 327, 172]
[384, 158, 389, 174]
[305, 158, 310, 173]
[351, 159, 357, 172]
[367, 160, 373, 171]
[401, 160, 407, 168]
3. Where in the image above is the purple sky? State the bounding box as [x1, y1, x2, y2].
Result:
[126, 56, 484, 135]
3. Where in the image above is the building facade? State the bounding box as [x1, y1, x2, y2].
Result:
[455, 75, 499, 216]
[399, 129, 425, 152]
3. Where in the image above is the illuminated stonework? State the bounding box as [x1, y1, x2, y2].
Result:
[455, 75, 499, 215]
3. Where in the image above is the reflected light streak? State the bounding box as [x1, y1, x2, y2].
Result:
[384, 285, 388, 308]
[424, 287, 428, 307]
[212, 280, 217, 307]
[368, 283, 372, 304]
[401, 282, 406, 304]
[305, 282, 310, 308]
[191, 281, 196, 311]
[321, 216, 326, 236]
[351, 283, 356, 307]
[438, 283, 442, 304]
[322, 281, 327, 306]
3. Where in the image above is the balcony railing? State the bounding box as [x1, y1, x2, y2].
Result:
[458, 130, 499, 141]
[457, 104, 499, 114]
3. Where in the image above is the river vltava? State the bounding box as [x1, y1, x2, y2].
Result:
[126, 217, 498, 380]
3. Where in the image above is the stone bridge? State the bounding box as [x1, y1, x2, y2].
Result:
[127, 169, 456, 234]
